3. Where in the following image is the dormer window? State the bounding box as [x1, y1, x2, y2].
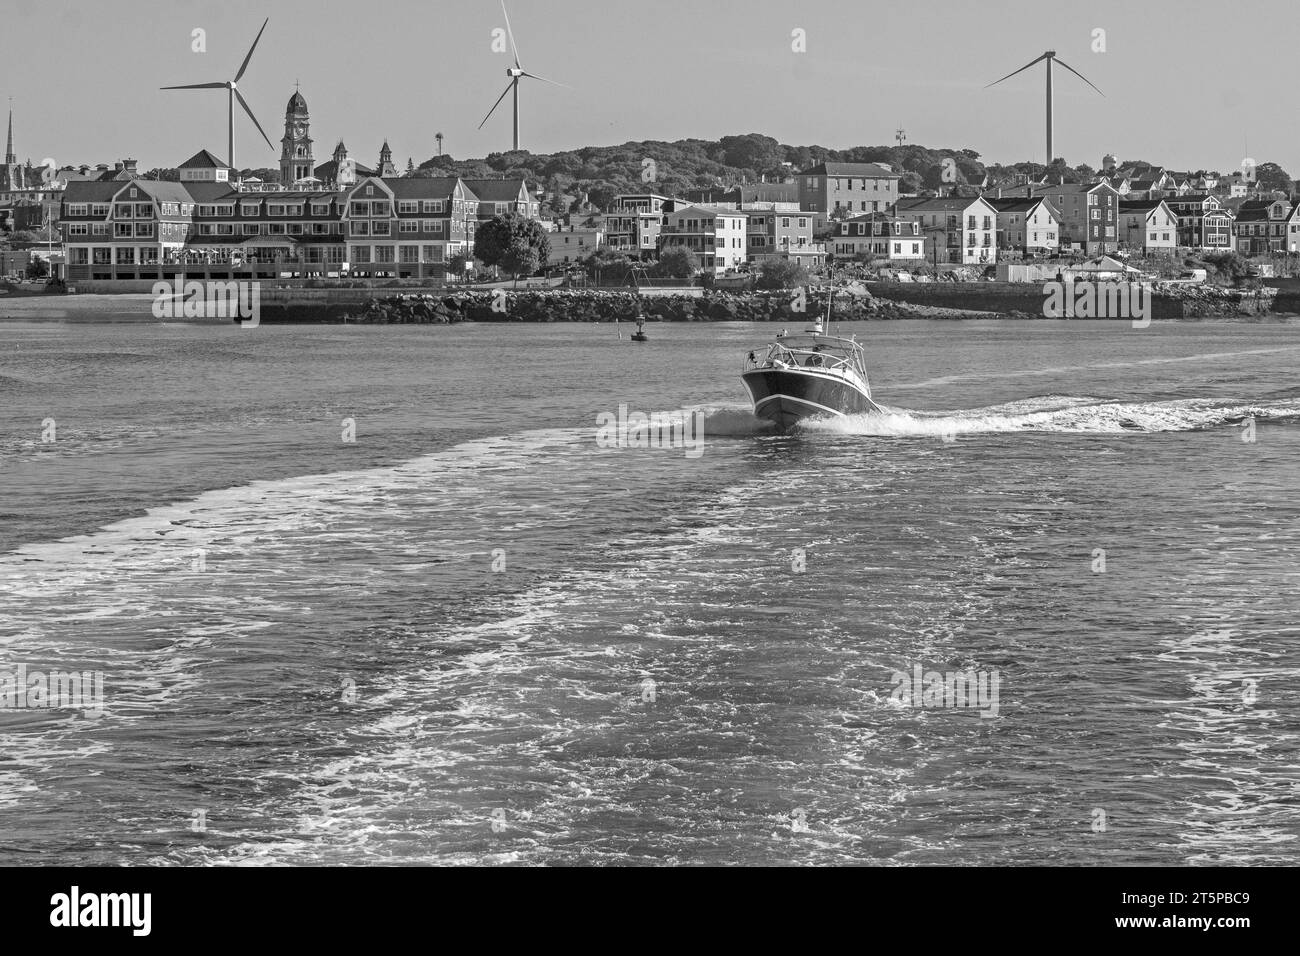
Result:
[366, 185, 375, 196]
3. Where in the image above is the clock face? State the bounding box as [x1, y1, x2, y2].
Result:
[292, 124, 305, 140]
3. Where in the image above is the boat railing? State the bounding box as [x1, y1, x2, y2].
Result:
[743, 341, 865, 377]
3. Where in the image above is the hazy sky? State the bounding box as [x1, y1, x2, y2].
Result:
[1, 0, 1292, 175]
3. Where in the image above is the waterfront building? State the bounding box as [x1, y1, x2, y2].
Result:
[986, 196, 1061, 255]
[604, 193, 674, 259]
[461, 178, 540, 222]
[744, 206, 822, 265]
[828, 212, 926, 261]
[1231, 198, 1300, 254]
[893, 196, 999, 264]
[1028, 181, 1119, 254]
[1117, 199, 1178, 255]
[795, 162, 900, 220]
[657, 204, 748, 273]
[1164, 193, 1232, 249]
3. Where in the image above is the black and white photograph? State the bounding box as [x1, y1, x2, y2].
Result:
[0, 0, 1293, 926]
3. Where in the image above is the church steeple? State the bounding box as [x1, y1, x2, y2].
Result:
[377, 140, 396, 177]
[279, 84, 314, 186]
[5, 106, 14, 165]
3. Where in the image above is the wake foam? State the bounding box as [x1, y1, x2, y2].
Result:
[798, 395, 1300, 437]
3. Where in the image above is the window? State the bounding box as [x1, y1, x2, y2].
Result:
[268, 223, 285, 235]
[372, 220, 391, 236]
[116, 247, 135, 264]
[352, 221, 370, 236]
[135, 223, 154, 237]
[216, 205, 234, 217]
[68, 203, 88, 216]
[241, 203, 260, 216]
[312, 223, 330, 235]
[114, 204, 133, 219]
[967, 216, 976, 229]
[92, 223, 110, 236]
[311, 202, 331, 215]
[365, 186, 375, 196]
[134, 203, 153, 218]
[375, 246, 395, 263]
[92, 248, 112, 264]
[350, 245, 371, 262]
[67, 223, 88, 236]
[399, 220, 419, 233]
[371, 201, 391, 216]
[72, 248, 89, 264]
[350, 201, 369, 216]
[91, 204, 110, 217]
[399, 245, 419, 263]
[286, 204, 303, 216]
[243, 224, 259, 235]
[140, 248, 159, 263]
[429, 221, 443, 235]
[114, 222, 133, 237]
[398, 201, 418, 214]
[217, 223, 234, 235]
[782, 218, 790, 228]
[268, 204, 286, 216]
[422, 245, 441, 262]
[422, 201, 440, 213]
[288, 223, 304, 235]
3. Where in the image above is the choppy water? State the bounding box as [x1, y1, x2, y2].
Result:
[1, 317, 1298, 865]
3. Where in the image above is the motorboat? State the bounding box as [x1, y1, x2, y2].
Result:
[741, 296, 882, 429]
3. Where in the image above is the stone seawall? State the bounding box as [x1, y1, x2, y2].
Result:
[865, 280, 1276, 318]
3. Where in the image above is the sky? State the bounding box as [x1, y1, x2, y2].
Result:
[1, 0, 1294, 176]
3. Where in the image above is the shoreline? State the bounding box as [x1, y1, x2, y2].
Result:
[0, 287, 1291, 323]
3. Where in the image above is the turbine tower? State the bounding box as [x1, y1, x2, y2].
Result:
[478, 0, 566, 151]
[161, 18, 274, 170]
[986, 50, 1103, 165]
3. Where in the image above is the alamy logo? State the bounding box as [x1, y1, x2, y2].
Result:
[0, 664, 104, 718]
[151, 275, 260, 327]
[50, 887, 151, 936]
[890, 664, 1000, 718]
[595, 403, 705, 458]
[1043, 280, 1151, 328]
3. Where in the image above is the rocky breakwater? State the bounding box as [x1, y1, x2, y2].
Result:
[1150, 282, 1276, 318]
[343, 287, 992, 324]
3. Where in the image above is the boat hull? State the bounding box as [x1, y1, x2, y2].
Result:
[742, 368, 882, 429]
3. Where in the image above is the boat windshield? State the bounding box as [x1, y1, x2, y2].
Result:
[743, 334, 868, 378]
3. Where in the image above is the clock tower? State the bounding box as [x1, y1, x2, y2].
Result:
[280, 88, 314, 186]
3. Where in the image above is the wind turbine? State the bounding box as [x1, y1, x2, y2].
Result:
[986, 50, 1103, 166]
[161, 17, 274, 171]
[478, 0, 566, 151]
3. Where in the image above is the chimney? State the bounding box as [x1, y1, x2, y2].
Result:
[123, 158, 138, 175]
[95, 163, 108, 171]
[114, 161, 123, 172]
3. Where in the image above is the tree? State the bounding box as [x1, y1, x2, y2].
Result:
[447, 252, 469, 279]
[473, 213, 551, 281]
[141, 168, 180, 181]
[26, 257, 49, 279]
[653, 247, 696, 278]
[755, 258, 809, 290]
[1254, 162, 1293, 194]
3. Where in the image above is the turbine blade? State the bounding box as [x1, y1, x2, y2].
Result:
[478, 81, 514, 129]
[519, 70, 568, 89]
[234, 17, 269, 83]
[985, 52, 1050, 89]
[235, 88, 274, 151]
[1052, 56, 1105, 96]
[161, 82, 228, 90]
[501, 0, 522, 69]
